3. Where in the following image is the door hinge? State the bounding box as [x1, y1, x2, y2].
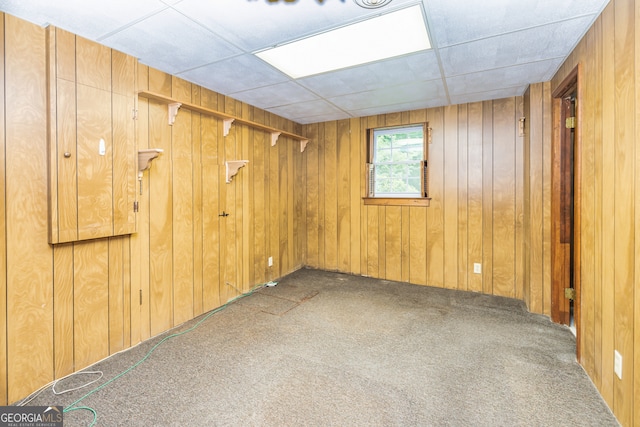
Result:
[564, 288, 576, 300]
[565, 117, 576, 129]
[132, 108, 139, 120]
[133, 201, 139, 213]
[139, 289, 143, 305]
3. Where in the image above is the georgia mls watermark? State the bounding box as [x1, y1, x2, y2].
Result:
[0, 406, 63, 427]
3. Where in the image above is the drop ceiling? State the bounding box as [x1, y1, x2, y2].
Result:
[0, 0, 609, 124]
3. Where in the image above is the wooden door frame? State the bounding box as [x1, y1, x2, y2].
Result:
[551, 64, 582, 361]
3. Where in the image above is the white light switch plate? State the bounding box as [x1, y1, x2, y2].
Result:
[268, 256, 273, 267]
[614, 350, 622, 379]
[473, 263, 481, 274]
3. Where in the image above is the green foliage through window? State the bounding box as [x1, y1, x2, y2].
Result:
[371, 125, 425, 197]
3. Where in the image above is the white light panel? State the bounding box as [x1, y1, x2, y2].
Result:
[255, 5, 430, 79]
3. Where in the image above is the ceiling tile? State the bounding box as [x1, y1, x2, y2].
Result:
[230, 82, 319, 110]
[178, 54, 289, 95]
[446, 59, 564, 96]
[101, 8, 242, 75]
[174, 0, 417, 52]
[350, 98, 448, 118]
[0, 0, 169, 40]
[267, 99, 348, 123]
[439, 16, 595, 76]
[427, 0, 609, 47]
[449, 86, 529, 105]
[298, 51, 441, 98]
[328, 80, 446, 111]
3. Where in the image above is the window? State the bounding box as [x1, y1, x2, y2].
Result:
[364, 123, 430, 206]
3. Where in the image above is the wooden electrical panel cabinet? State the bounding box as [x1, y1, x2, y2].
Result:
[47, 27, 137, 244]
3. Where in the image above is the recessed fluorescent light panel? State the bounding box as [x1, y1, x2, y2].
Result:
[256, 5, 430, 78]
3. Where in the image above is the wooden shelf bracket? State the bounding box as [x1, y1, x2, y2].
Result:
[226, 160, 249, 183]
[271, 132, 281, 147]
[223, 118, 234, 136]
[138, 148, 164, 180]
[168, 102, 181, 125]
[138, 90, 311, 151]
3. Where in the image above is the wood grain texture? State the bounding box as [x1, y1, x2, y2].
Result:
[54, 79, 78, 241]
[192, 87, 203, 316]
[549, 1, 639, 423]
[172, 98, 194, 326]
[324, 121, 337, 270]
[457, 104, 469, 291]
[5, 15, 53, 403]
[108, 237, 125, 354]
[482, 101, 494, 295]
[337, 119, 351, 272]
[74, 239, 110, 370]
[612, 0, 635, 422]
[76, 36, 110, 91]
[76, 84, 114, 239]
[443, 105, 459, 289]
[527, 84, 545, 314]
[492, 98, 516, 298]
[467, 102, 484, 293]
[53, 244, 74, 379]
[112, 92, 136, 235]
[2, 15, 308, 404]
[427, 107, 444, 288]
[0, 13, 6, 405]
[148, 100, 173, 335]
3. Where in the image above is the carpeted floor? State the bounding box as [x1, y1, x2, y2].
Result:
[26, 268, 619, 426]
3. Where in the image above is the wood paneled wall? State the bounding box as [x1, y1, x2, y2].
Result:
[523, 82, 553, 317]
[303, 99, 525, 298]
[550, 0, 639, 424]
[0, 14, 304, 404]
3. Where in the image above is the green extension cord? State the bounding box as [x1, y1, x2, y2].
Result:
[63, 283, 268, 426]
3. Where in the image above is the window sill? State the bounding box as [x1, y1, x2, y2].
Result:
[363, 197, 431, 207]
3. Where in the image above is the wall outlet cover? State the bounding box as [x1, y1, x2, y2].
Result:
[473, 263, 481, 274]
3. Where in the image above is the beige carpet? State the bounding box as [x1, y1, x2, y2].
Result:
[25, 268, 618, 426]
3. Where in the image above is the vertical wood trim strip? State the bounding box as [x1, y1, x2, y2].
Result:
[0, 12, 6, 405]
[443, 105, 458, 289]
[482, 100, 494, 295]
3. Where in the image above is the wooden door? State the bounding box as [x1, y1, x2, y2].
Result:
[551, 65, 581, 358]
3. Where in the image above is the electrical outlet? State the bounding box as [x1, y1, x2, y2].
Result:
[614, 350, 623, 379]
[268, 256, 273, 267]
[473, 263, 482, 274]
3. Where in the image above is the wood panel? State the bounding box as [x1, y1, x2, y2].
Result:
[200, 90, 221, 312]
[55, 56, 79, 242]
[5, 15, 53, 403]
[172, 84, 194, 326]
[303, 100, 525, 298]
[0, 14, 6, 405]
[600, 7, 616, 408]
[192, 87, 203, 316]
[337, 119, 351, 272]
[53, 244, 74, 379]
[527, 84, 545, 314]
[457, 104, 469, 291]
[108, 237, 125, 354]
[148, 99, 173, 335]
[612, 0, 635, 423]
[492, 98, 516, 298]
[74, 239, 109, 371]
[443, 105, 459, 289]
[1, 14, 306, 406]
[76, 84, 113, 239]
[482, 101, 494, 295]
[548, 0, 639, 423]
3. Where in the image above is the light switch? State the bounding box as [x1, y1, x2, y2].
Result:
[99, 138, 106, 156]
